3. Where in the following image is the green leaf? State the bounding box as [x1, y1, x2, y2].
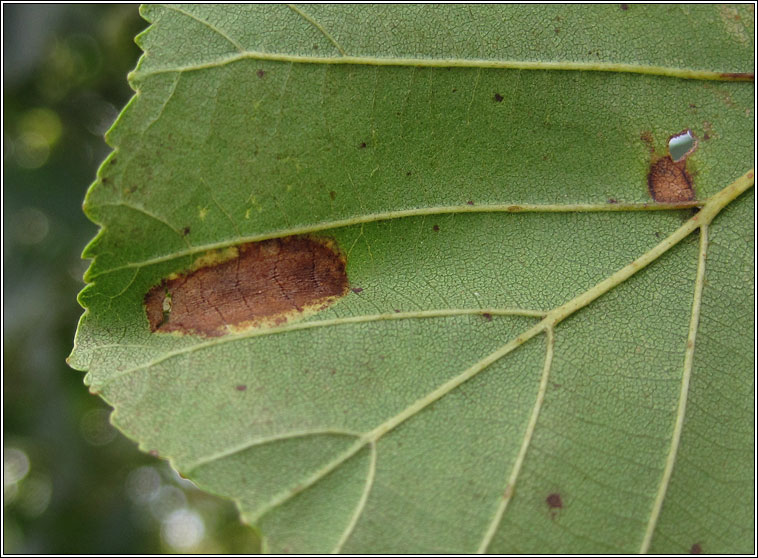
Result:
[69, 5, 754, 553]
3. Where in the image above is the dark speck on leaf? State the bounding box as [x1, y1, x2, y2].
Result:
[406, 171, 412, 176]
[607, 198, 618, 204]
[466, 200, 474, 205]
[351, 287, 363, 294]
[546, 493, 563, 509]
[256, 69, 266, 78]
[182, 226, 191, 236]
[494, 93, 504, 102]
[452, 87, 457, 92]
[482, 312, 492, 321]
[394, 309, 401, 313]
[690, 543, 702, 554]
[329, 190, 336, 200]
[149, 449, 159, 457]
[359, 142, 367, 149]
[620, 3, 628, 9]
[432, 225, 440, 232]
[235, 385, 247, 391]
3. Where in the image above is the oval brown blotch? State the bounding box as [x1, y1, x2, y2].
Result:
[647, 156, 695, 203]
[144, 235, 348, 337]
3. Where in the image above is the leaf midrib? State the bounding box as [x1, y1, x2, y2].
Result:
[86, 200, 705, 280]
[131, 48, 754, 82]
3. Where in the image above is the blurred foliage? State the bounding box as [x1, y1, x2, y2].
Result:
[3, 5, 260, 553]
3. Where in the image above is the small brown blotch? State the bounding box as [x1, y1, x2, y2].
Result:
[607, 198, 618, 204]
[702, 121, 713, 141]
[149, 449, 159, 457]
[482, 312, 492, 322]
[144, 235, 348, 337]
[102, 177, 110, 184]
[359, 141, 367, 149]
[394, 309, 401, 313]
[554, 27, 560, 34]
[466, 200, 474, 205]
[256, 69, 266, 78]
[493, 93, 504, 103]
[432, 224, 440, 232]
[235, 384, 247, 391]
[640, 131, 655, 153]
[546, 493, 563, 509]
[406, 171, 412, 176]
[329, 190, 336, 201]
[312, 44, 318, 50]
[620, 3, 628, 9]
[452, 87, 457, 92]
[351, 287, 363, 294]
[647, 156, 695, 203]
[690, 543, 702, 554]
[182, 226, 191, 236]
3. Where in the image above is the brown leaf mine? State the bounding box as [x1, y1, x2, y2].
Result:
[647, 156, 695, 203]
[144, 236, 348, 337]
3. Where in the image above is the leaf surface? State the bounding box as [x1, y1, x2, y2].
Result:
[69, 5, 754, 553]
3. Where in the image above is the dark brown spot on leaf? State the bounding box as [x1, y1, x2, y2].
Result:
[607, 198, 618, 204]
[256, 69, 266, 78]
[648, 156, 695, 203]
[235, 384, 247, 391]
[329, 190, 336, 200]
[690, 543, 702, 554]
[493, 93, 504, 102]
[466, 200, 474, 205]
[359, 142, 367, 149]
[182, 226, 190, 236]
[546, 493, 563, 509]
[432, 224, 440, 232]
[406, 171, 412, 176]
[351, 287, 363, 294]
[620, 3, 628, 9]
[144, 236, 348, 337]
[482, 312, 492, 321]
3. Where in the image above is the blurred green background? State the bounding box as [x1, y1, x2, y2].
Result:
[3, 5, 259, 553]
